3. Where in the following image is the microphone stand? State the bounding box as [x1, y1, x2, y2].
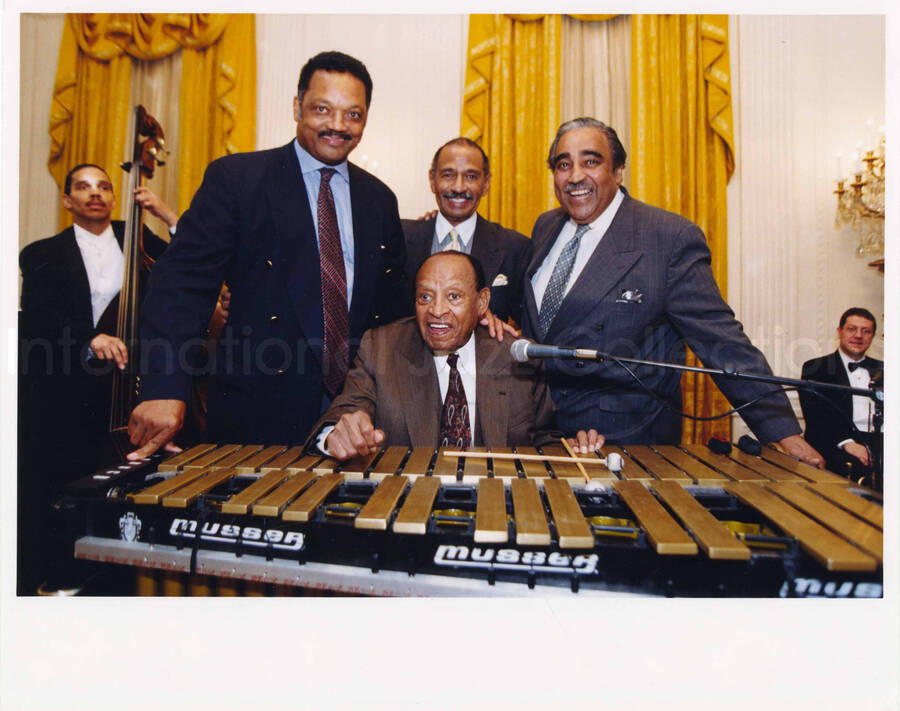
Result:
[575, 349, 884, 482]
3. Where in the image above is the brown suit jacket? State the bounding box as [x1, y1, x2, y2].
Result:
[306, 317, 562, 450]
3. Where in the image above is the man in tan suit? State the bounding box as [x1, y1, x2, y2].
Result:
[307, 251, 603, 460]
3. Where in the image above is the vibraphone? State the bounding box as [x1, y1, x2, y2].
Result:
[61, 443, 884, 597]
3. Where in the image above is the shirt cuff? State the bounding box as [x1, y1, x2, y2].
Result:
[837, 438, 857, 450]
[316, 425, 335, 456]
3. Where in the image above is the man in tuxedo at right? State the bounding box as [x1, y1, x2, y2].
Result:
[799, 307, 883, 483]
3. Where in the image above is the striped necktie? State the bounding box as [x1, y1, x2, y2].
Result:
[442, 228, 462, 252]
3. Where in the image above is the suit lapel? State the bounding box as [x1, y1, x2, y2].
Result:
[410, 217, 436, 271]
[829, 350, 854, 414]
[348, 163, 381, 337]
[112, 222, 125, 250]
[474, 330, 509, 446]
[830, 351, 852, 386]
[522, 211, 568, 334]
[271, 143, 324, 349]
[399, 330, 442, 445]
[60, 228, 95, 326]
[471, 216, 503, 282]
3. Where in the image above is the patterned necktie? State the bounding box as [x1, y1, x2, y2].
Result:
[439, 353, 471, 448]
[538, 222, 590, 337]
[442, 228, 461, 252]
[317, 168, 349, 396]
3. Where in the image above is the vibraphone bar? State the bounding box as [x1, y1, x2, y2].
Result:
[62, 443, 884, 597]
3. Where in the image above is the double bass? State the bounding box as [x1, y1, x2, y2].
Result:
[108, 105, 168, 453]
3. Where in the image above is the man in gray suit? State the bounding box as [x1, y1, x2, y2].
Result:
[402, 138, 532, 325]
[520, 117, 822, 467]
[307, 251, 602, 461]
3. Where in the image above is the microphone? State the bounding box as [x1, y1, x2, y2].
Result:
[510, 339, 600, 363]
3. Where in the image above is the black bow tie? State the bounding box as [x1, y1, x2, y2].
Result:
[848, 359, 870, 373]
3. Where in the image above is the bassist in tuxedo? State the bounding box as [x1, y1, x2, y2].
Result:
[18, 164, 175, 592]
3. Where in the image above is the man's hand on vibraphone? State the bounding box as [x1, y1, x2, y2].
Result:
[126, 399, 186, 460]
[327, 410, 386, 461]
[778, 433, 824, 469]
[566, 429, 605, 454]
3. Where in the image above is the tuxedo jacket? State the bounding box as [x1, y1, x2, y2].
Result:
[520, 194, 801, 445]
[306, 317, 563, 450]
[401, 214, 532, 323]
[139, 142, 408, 446]
[18, 221, 167, 481]
[799, 350, 883, 471]
[19, 221, 166, 358]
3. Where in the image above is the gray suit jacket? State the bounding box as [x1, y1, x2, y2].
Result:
[306, 317, 562, 450]
[521, 193, 801, 445]
[402, 214, 532, 323]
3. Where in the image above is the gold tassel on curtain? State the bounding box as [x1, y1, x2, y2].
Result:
[631, 14, 736, 444]
[461, 14, 562, 236]
[48, 13, 256, 227]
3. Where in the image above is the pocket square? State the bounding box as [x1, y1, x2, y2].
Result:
[615, 288, 643, 304]
[491, 273, 509, 287]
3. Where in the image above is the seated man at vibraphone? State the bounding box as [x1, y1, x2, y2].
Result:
[306, 251, 604, 460]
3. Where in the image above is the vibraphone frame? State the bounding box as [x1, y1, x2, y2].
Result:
[60, 443, 884, 597]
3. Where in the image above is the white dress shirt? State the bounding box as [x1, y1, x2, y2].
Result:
[317, 333, 478, 454]
[531, 187, 625, 306]
[837, 350, 876, 447]
[432, 212, 477, 255]
[73, 223, 123, 327]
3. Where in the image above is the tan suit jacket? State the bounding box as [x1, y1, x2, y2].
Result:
[306, 317, 562, 449]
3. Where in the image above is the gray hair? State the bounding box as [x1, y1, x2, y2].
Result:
[546, 117, 627, 171]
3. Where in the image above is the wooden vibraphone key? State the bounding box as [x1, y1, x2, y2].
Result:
[125, 443, 883, 572]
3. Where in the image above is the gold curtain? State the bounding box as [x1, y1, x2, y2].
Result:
[631, 14, 735, 443]
[462, 14, 618, 235]
[48, 13, 256, 227]
[461, 14, 562, 235]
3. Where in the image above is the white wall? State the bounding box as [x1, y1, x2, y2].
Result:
[17, 13, 65, 251]
[256, 14, 467, 219]
[729, 15, 885, 367]
[727, 15, 885, 437]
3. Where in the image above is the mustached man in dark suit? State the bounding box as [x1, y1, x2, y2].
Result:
[18, 164, 175, 592]
[127, 51, 409, 458]
[519, 117, 823, 468]
[799, 307, 883, 483]
[402, 138, 532, 327]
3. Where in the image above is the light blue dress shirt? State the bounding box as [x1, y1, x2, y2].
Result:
[293, 139, 355, 305]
